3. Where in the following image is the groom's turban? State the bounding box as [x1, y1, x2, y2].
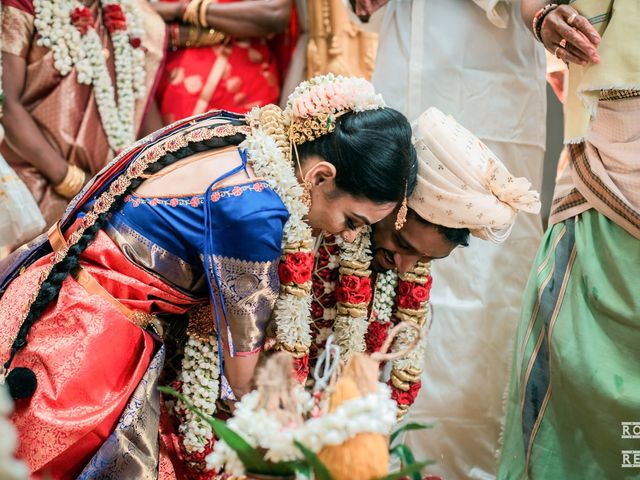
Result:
[408, 108, 541, 242]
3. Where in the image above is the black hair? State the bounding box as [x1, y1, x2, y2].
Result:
[297, 108, 417, 204]
[408, 209, 470, 247]
[2, 114, 247, 399]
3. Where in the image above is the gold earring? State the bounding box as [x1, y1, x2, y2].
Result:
[394, 180, 408, 230]
[301, 180, 312, 208]
[291, 135, 312, 209]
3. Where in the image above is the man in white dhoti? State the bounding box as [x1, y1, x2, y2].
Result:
[358, 1, 547, 478]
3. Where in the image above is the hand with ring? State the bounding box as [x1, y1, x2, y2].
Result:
[540, 4, 601, 66]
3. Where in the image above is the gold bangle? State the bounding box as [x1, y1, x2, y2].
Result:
[53, 165, 87, 199]
[182, 0, 202, 25]
[198, 0, 214, 28]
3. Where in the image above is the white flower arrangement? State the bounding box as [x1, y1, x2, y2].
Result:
[371, 270, 398, 323]
[32, 0, 146, 151]
[205, 383, 397, 477]
[175, 335, 220, 455]
[241, 128, 314, 351]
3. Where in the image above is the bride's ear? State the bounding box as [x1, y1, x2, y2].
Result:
[303, 160, 337, 188]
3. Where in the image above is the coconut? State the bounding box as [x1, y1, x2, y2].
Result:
[317, 353, 389, 480]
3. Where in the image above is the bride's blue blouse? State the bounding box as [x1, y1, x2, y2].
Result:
[101, 149, 289, 356]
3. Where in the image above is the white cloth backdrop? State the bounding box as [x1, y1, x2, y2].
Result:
[373, 2, 546, 479]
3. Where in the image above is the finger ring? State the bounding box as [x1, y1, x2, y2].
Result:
[559, 38, 567, 49]
[554, 46, 562, 58]
[567, 12, 578, 26]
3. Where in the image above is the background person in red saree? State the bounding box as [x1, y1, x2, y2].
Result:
[0, 0, 165, 232]
[153, 0, 297, 124]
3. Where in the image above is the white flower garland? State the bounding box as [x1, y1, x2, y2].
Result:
[241, 126, 314, 350]
[175, 335, 220, 455]
[205, 383, 397, 477]
[32, 0, 146, 151]
[370, 270, 398, 323]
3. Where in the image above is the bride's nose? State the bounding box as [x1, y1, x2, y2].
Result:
[340, 228, 361, 243]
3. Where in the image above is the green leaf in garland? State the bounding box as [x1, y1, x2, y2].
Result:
[377, 461, 434, 480]
[294, 441, 333, 480]
[390, 422, 433, 445]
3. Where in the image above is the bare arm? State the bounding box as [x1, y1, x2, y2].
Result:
[222, 347, 260, 398]
[153, 0, 292, 38]
[1, 53, 68, 184]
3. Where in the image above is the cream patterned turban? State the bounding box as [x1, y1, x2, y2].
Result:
[408, 107, 541, 242]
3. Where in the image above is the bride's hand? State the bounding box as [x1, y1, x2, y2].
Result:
[540, 5, 601, 66]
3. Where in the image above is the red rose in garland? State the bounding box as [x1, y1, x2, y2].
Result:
[71, 6, 93, 35]
[412, 276, 433, 301]
[293, 354, 309, 383]
[412, 284, 430, 302]
[279, 251, 314, 285]
[336, 275, 372, 304]
[365, 321, 391, 353]
[397, 279, 431, 309]
[391, 380, 422, 406]
[278, 262, 295, 284]
[103, 4, 127, 33]
[398, 280, 413, 297]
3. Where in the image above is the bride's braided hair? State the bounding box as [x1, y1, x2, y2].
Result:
[3, 115, 247, 399]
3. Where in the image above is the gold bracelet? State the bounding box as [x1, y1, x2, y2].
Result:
[53, 164, 87, 199]
[186, 24, 200, 48]
[182, 0, 202, 25]
[204, 27, 227, 45]
[198, 0, 214, 28]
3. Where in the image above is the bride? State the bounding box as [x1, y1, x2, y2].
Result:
[0, 74, 417, 478]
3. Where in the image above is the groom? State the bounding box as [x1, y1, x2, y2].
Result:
[309, 107, 541, 418]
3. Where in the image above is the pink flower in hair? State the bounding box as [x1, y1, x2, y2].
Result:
[286, 74, 385, 121]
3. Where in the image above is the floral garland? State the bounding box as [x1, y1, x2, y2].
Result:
[205, 383, 397, 477]
[367, 262, 432, 420]
[309, 241, 433, 420]
[33, 0, 146, 151]
[172, 333, 220, 474]
[332, 229, 373, 359]
[244, 105, 314, 382]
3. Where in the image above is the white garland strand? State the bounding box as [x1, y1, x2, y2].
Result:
[205, 383, 397, 476]
[371, 270, 398, 323]
[32, 0, 145, 151]
[175, 335, 220, 455]
[241, 127, 314, 349]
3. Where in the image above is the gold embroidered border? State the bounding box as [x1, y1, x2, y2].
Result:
[21, 121, 250, 325]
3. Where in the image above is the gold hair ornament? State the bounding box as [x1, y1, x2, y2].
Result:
[394, 181, 408, 230]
